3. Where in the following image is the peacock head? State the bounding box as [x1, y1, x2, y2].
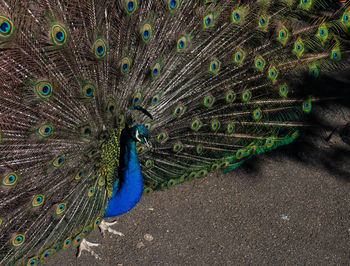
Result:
[130, 124, 151, 147]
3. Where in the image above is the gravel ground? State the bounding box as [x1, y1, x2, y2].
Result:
[46, 106, 350, 266]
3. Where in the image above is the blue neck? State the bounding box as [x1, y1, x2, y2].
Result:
[104, 134, 143, 218]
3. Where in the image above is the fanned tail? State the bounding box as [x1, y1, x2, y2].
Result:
[133, 0, 350, 192]
[0, 0, 349, 264]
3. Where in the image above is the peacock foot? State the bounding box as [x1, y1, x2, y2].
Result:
[99, 220, 125, 238]
[77, 238, 101, 260]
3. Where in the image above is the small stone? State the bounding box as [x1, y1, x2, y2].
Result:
[148, 208, 154, 211]
[144, 234, 154, 241]
[136, 242, 145, 248]
[281, 214, 290, 221]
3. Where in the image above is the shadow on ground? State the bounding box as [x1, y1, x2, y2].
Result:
[47, 111, 350, 265]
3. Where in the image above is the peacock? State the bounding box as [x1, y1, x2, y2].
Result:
[0, 0, 349, 264]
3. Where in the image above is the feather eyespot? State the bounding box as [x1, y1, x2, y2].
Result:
[291, 131, 300, 139]
[342, 10, 350, 26]
[83, 226, 92, 235]
[27, 257, 39, 266]
[107, 100, 117, 114]
[302, 99, 312, 113]
[203, 95, 215, 108]
[189, 171, 198, 180]
[75, 170, 83, 181]
[258, 14, 269, 30]
[121, 57, 131, 74]
[196, 144, 203, 155]
[94, 217, 101, 228]
[242, 90, 252, 102]
[253, 109, 262, 120]
[51, 23, 67, 46]
[137, 145, 146, 154]
[35, 81, 53, 99]
[168, 179, 176, 188]
[277, 26, 289, 45]
[12, 234, 25, 246]
[309, 64, 319, 78]
[125, 0, 137, 14]
[56, 203, 66, 215]
[209, 59, 221, 74]
[279, 83, 289, 98]
[143, 187, 153, 195]
[265, 137, 275, 148]
[220, 162, 229, 169]
[142, 24, 152, 42]
[63, 238, 71, 249]
[331, 48, 341, 61]
[152, 62, 161, 79]
[132, 92, 142, 105]
[211, 164, 219, 172]
[2, 172, 18, 186]
[317, 24, 328, 42]
[247, 145, 257, 155]
[227, 123, 235, 134]
[151, 93, 160, 106]
[268, 66, 278, 82]
[191, 119, 202, 131]
[32, 194, 45, 207]
[300, 0, 312, 9]
[173, 104, 186, 117]
[0, 15, 13, 38]
[168, 0, 180, 11]
[232, 8, 244, 23]
[236, 149, 245, 159]
[294, 39, 304, 58]
[173, 143, 183, 152]
[211, 121, 220, 132]
[144, 122, 152, 130]
[161, 182, 168, 190]
[234, 50, 245, 65]
[80, 125, 92, 137]
[203, 13, 214, 28]
[39, 124, 54, 137]
[82, 84, 95, 98]
[88, 187, 95, 197]
[53, 156, 65, 167]
[180, 174, 189, 182]
[157, 132, 168, 143]
[226, 90, 236, 103]
[177, 35, 189, 52]
[93, 39, 107, 59]
[73, 234, 84, 246]
[198, 169, 207, 177]
[98, 177, 105, 186]
[40, 249, 54, 262]
[145, 160, 153, 168]
[254, 56, 265, 71]
[233, 11, 241, 22]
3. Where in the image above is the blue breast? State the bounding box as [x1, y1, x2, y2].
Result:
[104, 134, 144, 218]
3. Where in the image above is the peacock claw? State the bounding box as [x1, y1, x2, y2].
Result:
[77, 238, 101, 260]
[99, 220, 125, 238]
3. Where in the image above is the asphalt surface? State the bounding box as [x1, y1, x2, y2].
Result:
[45, 105, 350, 266]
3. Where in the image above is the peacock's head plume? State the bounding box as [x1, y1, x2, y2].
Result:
[131, 124, 150, 146]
